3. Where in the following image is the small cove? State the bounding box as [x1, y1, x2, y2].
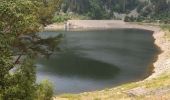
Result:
[36, 29, 159, 94]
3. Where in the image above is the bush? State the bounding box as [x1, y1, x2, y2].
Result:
[35, 80, 54, 100]
[0, 94, 2, 100]
[124, 16, 136, 22]
[124, 16, 130, 22]
[52, 15, 70, 23]
[136, 16, 145, 22]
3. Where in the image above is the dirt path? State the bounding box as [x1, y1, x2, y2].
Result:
[67, 20, 159, 31]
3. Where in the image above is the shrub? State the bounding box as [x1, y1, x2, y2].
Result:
[35, 80, 54, 100]
[52, 15, 70, 23]
[124, 16, 136, 22]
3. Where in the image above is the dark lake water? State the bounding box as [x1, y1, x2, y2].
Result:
[36, 29, 159, 94]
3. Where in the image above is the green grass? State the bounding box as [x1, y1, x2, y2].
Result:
[60, 94, 79, 100]
[161, 24, 170, 40]
[160, 24, 170, 31]
[57, 72, 170, 100]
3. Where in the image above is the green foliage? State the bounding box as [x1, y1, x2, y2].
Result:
[3, 58, 36, 100]
[0, 0, 40, 35]
[87, 0, 109, 19]
[61, 0, 90, 14]
[35, 0, 63, 26]
[0, 0, 62, 99]
[52, 14, 70, 23]
[136, 2, 147, 13]
[161, 24, 170, 31]
[0, 0, 38, 99]
[0, 33, 14, 100]
[61, 0, 140, 19]
[124, 16, 130, 22]
[137, 0, 170, 24]
[124, 16, 136, 22]
[35, 80, 53, 100]
[61, 0, 170, 22]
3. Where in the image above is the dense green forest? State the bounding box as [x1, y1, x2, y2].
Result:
[59, 0, 170, 23]
[62, 0, 138, 15]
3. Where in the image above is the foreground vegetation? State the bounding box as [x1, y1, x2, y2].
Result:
[0, 0, 62, 99]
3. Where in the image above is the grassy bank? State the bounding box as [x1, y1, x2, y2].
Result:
[58, 72, 170, 100]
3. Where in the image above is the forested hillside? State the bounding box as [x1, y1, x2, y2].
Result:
[60, 0, 170, 23]
[61, 0, 139, 19]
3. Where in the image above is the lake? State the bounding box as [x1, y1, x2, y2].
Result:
[36, 29, 159, 94]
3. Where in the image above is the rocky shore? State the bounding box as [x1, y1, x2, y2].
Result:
[146, 29, 170, 80]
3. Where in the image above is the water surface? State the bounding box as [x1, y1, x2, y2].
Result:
[36, 29, 159, 94]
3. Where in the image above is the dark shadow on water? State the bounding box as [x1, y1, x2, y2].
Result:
[37, 52, 120, 80]
[37, 29, 160, 94]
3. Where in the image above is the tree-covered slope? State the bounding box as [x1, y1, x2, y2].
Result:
[61, 0, 139, 19]
[60, 0, 170, 22]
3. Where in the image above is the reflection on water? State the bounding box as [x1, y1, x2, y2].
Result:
[36, 29, 159, 94]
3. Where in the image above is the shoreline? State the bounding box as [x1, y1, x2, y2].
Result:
[46, 20, 167, 80]
[146, 27, 170, 80]
[50, 20, 170, 99]
[45, 20, 160, 32]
